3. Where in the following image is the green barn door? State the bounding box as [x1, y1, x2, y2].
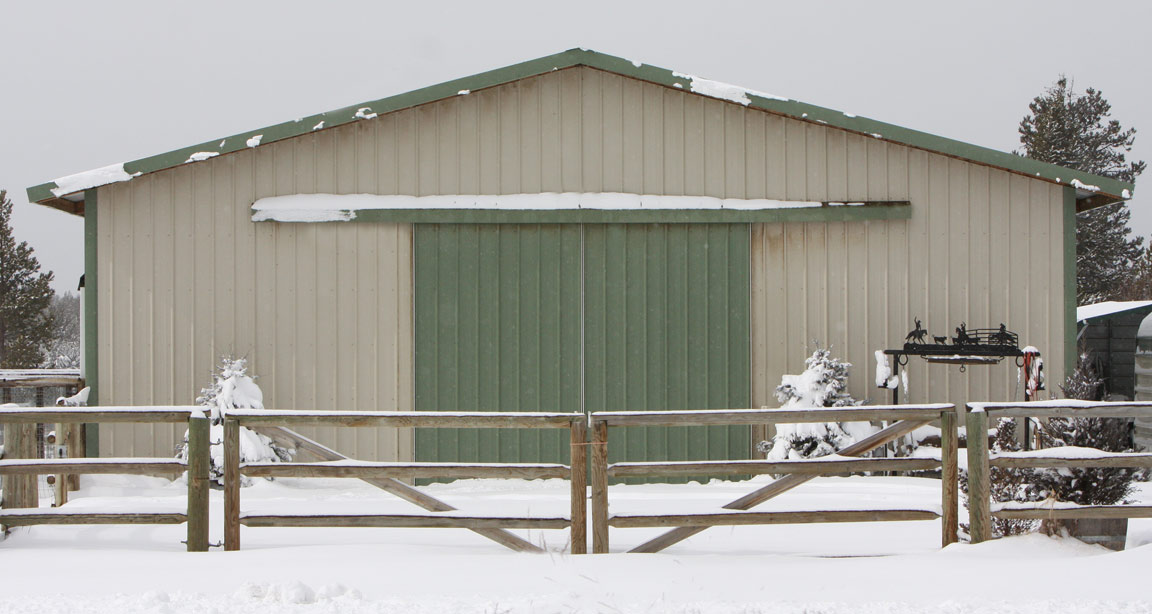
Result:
[414, 224, 582, 465]
[415, 222, 751, 472]
[583, 224, 752, 480]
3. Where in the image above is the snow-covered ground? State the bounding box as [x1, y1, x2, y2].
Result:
[4, 475, 1152, 613]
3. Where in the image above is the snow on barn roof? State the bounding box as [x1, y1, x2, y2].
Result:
[1077, 300, 1152, 324]
[27, 48, 1134, 214]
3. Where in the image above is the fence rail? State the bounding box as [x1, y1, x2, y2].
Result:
[0, 402, 994, 556]
[222, 410, 588, 554]
[0, 407, 209, 552]
[965, 401, 1152, 544]
[588, 404, 959, 554]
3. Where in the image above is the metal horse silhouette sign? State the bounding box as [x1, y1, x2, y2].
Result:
[890, 319, 1022, 360]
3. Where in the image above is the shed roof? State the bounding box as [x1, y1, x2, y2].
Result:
[27, 48, 1134, 216]
[1077, 301, 1152, 325]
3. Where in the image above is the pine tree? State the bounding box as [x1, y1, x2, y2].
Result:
[1118, 244, 1152, 301]
[0, 190, 55, 368]
[1017, 77, 1146, 305]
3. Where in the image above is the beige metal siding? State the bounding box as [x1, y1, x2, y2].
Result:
[96, 65, 1069, 456]
[751, 125, 1067, 409]
[97, 162, 414, 461]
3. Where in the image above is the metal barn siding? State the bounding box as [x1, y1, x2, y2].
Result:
[751, 137, 1067, 410]
[95, 159, 414, 461]
[414, 224, 582, 464]
[89, 63, 1071, 459]
[583, 224, 752, 476]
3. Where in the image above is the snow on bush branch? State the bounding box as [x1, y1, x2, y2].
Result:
[177, 357, 293, 485]
[757, 347, 876, 460]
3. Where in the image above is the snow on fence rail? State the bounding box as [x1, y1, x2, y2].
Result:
[0, 369, 82, 389]
[587, 404, 960, 554]
[0, 406, 210, 552]
[222, 409, 589, 554]
[965, 401, 1152, 544]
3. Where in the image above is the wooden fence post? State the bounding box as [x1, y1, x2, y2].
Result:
[23, 423, 36, 508]
[940, 408, 959, 547]
[53, 423, 67, 507]
[590, 419, 610, 554]
[3, 423, 38, 510]
[62, 423, 81, 492]
[966, 408, 991, 543]
[224, 418, 241, 551]
[186, 413, 210, 552]
[2, 423, 17, 512]
[569, 417, 588, 555]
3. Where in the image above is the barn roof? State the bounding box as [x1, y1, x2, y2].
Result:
[28, 48, 1134, 216]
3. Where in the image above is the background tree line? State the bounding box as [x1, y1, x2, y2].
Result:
[0, 190, 79, 370]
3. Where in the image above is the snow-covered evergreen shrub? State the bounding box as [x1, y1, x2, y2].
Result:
[961, 355, 1140, 538]
[176, 357, 293, 485]
[756, 347, 875, 460]
[1030, 356, 1139, 535]
[960, 418, 1040, 537]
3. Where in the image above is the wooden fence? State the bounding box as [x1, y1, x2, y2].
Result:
[966, 401, 1152, 544]
[0, 369, 85, 502]
[588, 404, 959, 553]
[221, 410, 588, 554]
[0, 406, 210, 551]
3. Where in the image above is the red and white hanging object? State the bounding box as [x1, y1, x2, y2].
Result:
[1020, 346, 1045, 401]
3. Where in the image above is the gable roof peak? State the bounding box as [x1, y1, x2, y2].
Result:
[27, 48, 1133, 213]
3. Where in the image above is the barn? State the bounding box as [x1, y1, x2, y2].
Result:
[27, 49, 1133, 464]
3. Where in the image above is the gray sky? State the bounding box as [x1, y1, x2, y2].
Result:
[5, 0, 1151, 293]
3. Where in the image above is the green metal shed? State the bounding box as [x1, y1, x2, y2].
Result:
[1078, 301, 1152, 400]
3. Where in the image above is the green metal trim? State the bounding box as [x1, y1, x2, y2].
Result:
[83, 188, 99, 457]
[1064, 186, 1077, 378]
[259, 203, 912, 225]
[27, 48, 1132, 205]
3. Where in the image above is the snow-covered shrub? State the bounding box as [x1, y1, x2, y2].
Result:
[1030, 355, 1139, 535]
[756, 347, 875, 460]
[961, 355, 1140, 538]
[176, 357, 293, 485]
[960, 418, 1040, 537]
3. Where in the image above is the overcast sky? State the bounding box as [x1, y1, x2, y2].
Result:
[4, 0, 1150, 293]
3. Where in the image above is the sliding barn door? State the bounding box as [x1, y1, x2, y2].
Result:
[415, 222, 751, 472]
[583, 224, 751, 480]
[414, 224, 582, 464]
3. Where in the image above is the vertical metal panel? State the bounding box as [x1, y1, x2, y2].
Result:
[584, 224, 752, 480]
[987, 169, 1012, 400]
[967, 165, 991, 404]
[414, 225, 582, 464]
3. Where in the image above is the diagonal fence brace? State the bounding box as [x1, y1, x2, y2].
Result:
[249, 425, 545, 553]
[628, 418, 931, 553]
